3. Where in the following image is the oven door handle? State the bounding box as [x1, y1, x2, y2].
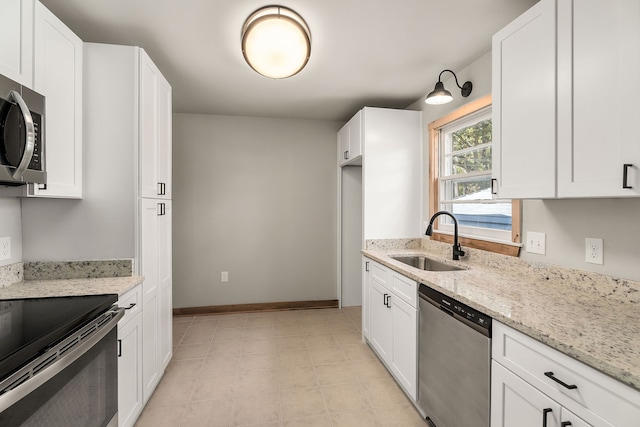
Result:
[7, 90, 36, 180]
[0, 307, 125, 412]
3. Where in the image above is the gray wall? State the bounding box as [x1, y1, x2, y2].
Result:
[409, 52, 640, 282]
[172, 113, 341, 309]
[0, 198, 23, 266]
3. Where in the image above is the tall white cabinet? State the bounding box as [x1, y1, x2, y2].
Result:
[337, 107, 421, 306]
[84, 43, 173, 411]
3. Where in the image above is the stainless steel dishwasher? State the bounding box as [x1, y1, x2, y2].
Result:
[416, 284, 492, 427]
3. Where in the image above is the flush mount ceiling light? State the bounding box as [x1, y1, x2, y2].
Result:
[425, 69, 473, 105]
[241, 5, 311, 79]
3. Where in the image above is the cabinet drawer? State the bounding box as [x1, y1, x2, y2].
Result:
[370, 260, 389, 286]
[118, 284, 142, 326]
[493, 321, 640, 426]
[390, 271, 417, 308]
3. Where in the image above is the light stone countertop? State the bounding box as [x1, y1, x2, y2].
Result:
[363, 244, 640, 392]
[0, 275, 143, 299]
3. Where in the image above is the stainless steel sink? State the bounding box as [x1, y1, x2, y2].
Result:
[390, 255, 463, 272]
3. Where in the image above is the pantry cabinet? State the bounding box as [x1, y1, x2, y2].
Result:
[491, 321, 640, 427]
[492, 0, 640, 199]
[0, 0, 34, 87]
[30, 1, 83, 198]
[363, 257, 417, 400]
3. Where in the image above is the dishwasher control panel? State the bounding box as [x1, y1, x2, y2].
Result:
[419, 284, 492, 334]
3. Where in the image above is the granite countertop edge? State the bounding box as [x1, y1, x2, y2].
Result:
[362, 248, 640, 393]
[0, 275, 144, 299]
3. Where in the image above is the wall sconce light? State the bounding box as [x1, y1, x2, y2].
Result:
[425, 69, 473, 105]
[241, 6, 311, 79]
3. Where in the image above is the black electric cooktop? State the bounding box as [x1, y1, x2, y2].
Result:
[0, 294, 117, 381]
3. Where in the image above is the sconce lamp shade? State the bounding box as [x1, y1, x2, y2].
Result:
[425, 69, 472, 105]
[242, 6, 311, 79]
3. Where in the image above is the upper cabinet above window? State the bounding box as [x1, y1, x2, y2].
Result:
[0, 0, 34, 87]
[492, 0, 640, 199]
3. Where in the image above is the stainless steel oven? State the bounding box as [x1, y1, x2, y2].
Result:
[0, 295, 124, 426]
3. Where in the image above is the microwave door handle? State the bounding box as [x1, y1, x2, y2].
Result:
[8, 90, 36, 180]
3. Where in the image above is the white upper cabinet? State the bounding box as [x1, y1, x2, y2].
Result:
[338, 110, 362, 166]
[493, 0, 640, 199]
[557, 0, 640, 197]
[30, 1, 83, 198]
[492, 0, 557, 199]
[139, 50, 172, 200]
[0, 0, 34, 87]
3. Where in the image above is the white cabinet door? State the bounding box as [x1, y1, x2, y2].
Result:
[139, 50, 172, 200]
[390, 294, 417, 400]
[158, 200, 173, 370]
[338, 122, 350, 165]
[561, 408, 591, 427]
[369, 279, 392, 363]
[338, 110, 362, 166]
[118, 311, 143, 427]
[140, 199, 161, 403]
[492, 361, 561, 427]
[31, 1, 83, 198]
[492, 0, 557, 199]
[361, 257, 371, 339]
[557, 0, 640, 197]
[0, 0, 34, 86]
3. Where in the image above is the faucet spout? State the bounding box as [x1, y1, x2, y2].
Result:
[425, 210, 465, 260]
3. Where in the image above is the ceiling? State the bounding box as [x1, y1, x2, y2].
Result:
[40, 0, 538, 122]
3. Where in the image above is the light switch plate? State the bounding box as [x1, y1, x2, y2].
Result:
[526, 232, 546, 255]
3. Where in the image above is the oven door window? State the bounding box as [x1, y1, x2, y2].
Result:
[0, 329, 118, 427]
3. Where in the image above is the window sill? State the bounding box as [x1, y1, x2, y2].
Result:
[429, 231, 521, 257]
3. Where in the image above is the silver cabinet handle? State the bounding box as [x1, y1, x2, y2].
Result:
[344, 150, 349, 160]
[8, 90, 36, 180]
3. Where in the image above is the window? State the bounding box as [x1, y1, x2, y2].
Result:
[428, 95, 521, 256]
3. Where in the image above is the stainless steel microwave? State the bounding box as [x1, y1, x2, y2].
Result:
[0, 73, 46, 186]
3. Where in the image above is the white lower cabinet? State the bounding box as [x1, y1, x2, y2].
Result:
[117, 285, 143, 427]
[491, 321, 640, 427]
[363, 257, 417, 400]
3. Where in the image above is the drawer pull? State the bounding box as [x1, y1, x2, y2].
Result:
[542, 408, 552, 427]
[561, 422, 572, 427]
[544, 371, 577, 390]
[623, 164, 633, 189]
[125, 303, 136, 310]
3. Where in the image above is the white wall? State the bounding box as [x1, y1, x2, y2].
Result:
[409, 51, 640, 282]
[172, 113, 341, 309]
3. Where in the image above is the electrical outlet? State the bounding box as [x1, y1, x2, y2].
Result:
[585, 238, 604, 265]
[221, 271, 229, 282]
[0, 237, 10, 261]
[526, 232, 546, 255]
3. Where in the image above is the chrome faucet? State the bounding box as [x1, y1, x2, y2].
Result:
[425, 211, 465, 260]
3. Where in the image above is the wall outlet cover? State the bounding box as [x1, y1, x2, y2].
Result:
[526, 231, 546, 255]
[0, 237, 10, 261]
[585, 238, 604, 265]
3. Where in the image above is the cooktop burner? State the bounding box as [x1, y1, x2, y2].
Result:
[0, 294, 117, 381]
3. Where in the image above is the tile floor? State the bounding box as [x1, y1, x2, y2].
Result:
[134, 306, 427, 426]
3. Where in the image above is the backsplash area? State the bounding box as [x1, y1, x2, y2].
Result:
[366, 238, 640, 304]
[0, 260, 133, 288]
[0, 263, 23, 288]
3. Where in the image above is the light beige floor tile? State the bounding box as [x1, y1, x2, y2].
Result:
[179, 399, 233, 427]
[304, 334, 338, 349]
[173, 343, 209, 360]
[146, 377, 196, 407]
[274, 323, 305, 337]
[214, 327, 245, 341]
[163, 358, 204, 380]
[239, 351, 278, 371]
[243, 326, 275, 340]
[283, 415, 332, 427]
[230, 391, 281, 426]
[349, 359, 392, 382]
[275, 334, 307, 350]
[241, 337, 277, 354]
[278, 365, 319, 389]
[310, 346, 346, 365]
[301, 323, 332, 335]
[134, 402, 187, 427]
[325, 321, 358, 332]
[362, 377, 411, 408]
[376, 405, 428, 426]
[173, 315, 195, 324]
[208, 337, 244, 356]
[321, 383, 371, 413]
[246, 314, 276, 327]
[181, 328, 216, 345]
[330, 410, 383, 427]
[332, 330, 363, 346]
[342, 343, 377, 361]
[280, 387, 327, 420]
[200, 354, 240, 377]
[218, 316, 247, 329]
[277, 348, 313, 369]
[235, 369, 279, 396]
[192, 372, 238, 401]
[314, 362, 359, 386]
